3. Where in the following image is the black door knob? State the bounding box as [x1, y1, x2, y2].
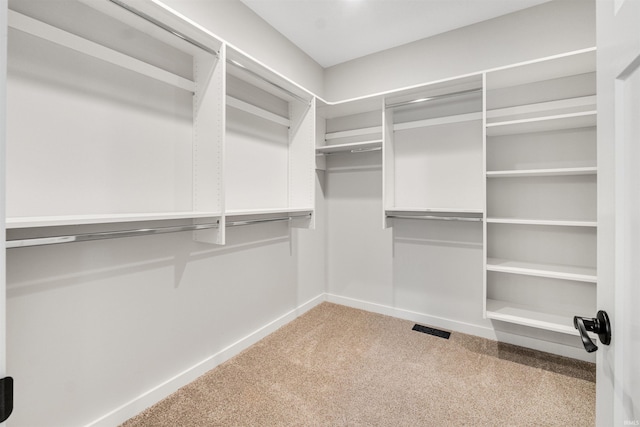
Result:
[573, 310, 611, 353]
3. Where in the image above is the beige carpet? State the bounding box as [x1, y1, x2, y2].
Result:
[122, 303, 595, 426]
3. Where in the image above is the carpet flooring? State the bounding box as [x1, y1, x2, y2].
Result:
[121, 302, 595, 426]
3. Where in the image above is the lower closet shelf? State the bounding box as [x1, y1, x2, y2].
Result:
[486, 299, 592, 336]
[486, 258, 597, 283]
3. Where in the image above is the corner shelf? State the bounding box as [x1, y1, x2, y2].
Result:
[486, 258, 596, 283]
[324, 126, 382, 141]
[226, 95, 290, 127]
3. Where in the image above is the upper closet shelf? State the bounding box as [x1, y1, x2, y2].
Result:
[393, 112, 482, 131]
[226, 95, 290, 127]
[486, 111, 597, 136]
[486, 167, 597, 178]
[6, 211, 222, 229]
[316, 140, 382, 155]
[8, 10, 197, 92]
[486, 95, 596, 123]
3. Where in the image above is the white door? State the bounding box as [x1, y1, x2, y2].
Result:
[0, 0, 8, 425]
[597, 0, 640, 425]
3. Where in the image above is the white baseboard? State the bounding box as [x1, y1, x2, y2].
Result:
[86, 294, 326, 427]
[87, 291, 593, 426]
[325, 294, 595, 363]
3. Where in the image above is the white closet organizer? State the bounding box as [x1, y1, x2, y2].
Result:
[383, 75, 484, 227]
[484, 49, 597, 335]
[6, 0, 226, 243]
[316, 97, 383, 170]
[224, 47, 315, 227]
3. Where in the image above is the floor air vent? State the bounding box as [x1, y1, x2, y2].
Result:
[412, 324, 451, 339]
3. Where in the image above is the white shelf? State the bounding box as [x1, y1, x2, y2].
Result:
[393, 112, 482, 131]
[486, 299, 593, 336]
[486, 167, 597, 178]
[224, 208, 313, 217]
[486, 218, 597, 227]
[387, 208, 483, 215]
[386, 208, 483, 222]
[6, 211, 222, 229]
[487, 258, 597, 283]
[325, 126, 382, 140]
[226, 95, 290, 127]
[486, 111, 597, 136]
[316, 140, 382, 155]
[8, 10, 196, 92]
[486, 95, 596, 123]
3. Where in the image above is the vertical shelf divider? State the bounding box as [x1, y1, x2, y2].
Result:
[289, 97, 316, 229]
[382, 99, 395, 229]
[482, 72, 488, 317]
[194, 44, 225, 245]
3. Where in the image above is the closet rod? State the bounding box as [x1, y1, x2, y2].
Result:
[320, 147, 382, 156]
[107, 0, 219, 57]
[386, 214, 483, 222]
[386, 88, 482, 109]
[351, 147, 382, 153]
[6, 214, 312, 248]
[226, 213, 311, 227]
[6, 222, 220, 249]
[227, 59, 310, 104]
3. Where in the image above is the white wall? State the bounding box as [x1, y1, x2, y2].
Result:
[323, 0, 596, 101]
[160, 0, 324, 97]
